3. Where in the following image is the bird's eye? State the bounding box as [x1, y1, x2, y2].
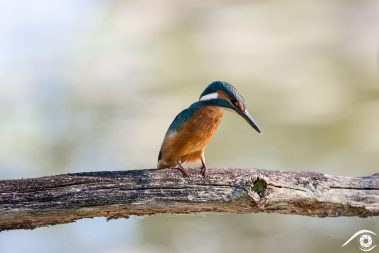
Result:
[231, 99, 238, 107]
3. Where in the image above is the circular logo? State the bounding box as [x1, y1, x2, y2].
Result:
[342, 229, 377, 252]
[358, 234, 373, 251]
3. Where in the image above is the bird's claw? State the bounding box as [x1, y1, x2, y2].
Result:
[176, 162, 190, 177]
[200, 165, 208, 177]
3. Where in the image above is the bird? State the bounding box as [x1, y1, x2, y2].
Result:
[157, 81, 262, 177]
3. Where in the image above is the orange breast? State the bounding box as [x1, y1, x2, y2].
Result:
[158, 106, 224, 167]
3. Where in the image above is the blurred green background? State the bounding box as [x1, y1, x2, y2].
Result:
[0, 0, 378, 252]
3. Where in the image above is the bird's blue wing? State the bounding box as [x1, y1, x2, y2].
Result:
[165, 106, 197, 137]
[158, 105, 197, 162]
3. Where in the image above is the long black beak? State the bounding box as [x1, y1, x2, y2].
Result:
[236, 109, 262, 134]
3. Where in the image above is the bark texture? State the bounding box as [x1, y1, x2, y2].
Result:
[0, 168, 378, 231]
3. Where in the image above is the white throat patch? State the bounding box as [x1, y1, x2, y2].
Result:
[199, 92, 218, 101]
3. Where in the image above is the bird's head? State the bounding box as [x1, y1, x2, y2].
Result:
[199, 81, 262, 134]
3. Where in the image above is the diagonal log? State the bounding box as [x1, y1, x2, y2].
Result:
[0, 168, 378, 231]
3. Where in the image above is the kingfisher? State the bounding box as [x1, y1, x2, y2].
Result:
[157, 81, 262, 177]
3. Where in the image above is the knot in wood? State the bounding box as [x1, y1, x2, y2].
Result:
[245, 176, 268, 209]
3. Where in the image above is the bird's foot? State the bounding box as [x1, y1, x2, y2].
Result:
[200, 157, 208, 177]
[200, 165, 208, 177]
[176, 162, 190, 177]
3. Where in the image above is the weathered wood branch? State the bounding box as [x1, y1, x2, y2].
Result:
[0, 168, 378, 231]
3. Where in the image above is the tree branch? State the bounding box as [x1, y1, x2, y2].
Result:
[0, 168, 378, 231]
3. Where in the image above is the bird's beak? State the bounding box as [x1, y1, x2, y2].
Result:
[236, 109, 262, 134]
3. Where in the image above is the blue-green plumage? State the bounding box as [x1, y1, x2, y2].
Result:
[200, 81, 247, 107]
[165, 107, 196, 137]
